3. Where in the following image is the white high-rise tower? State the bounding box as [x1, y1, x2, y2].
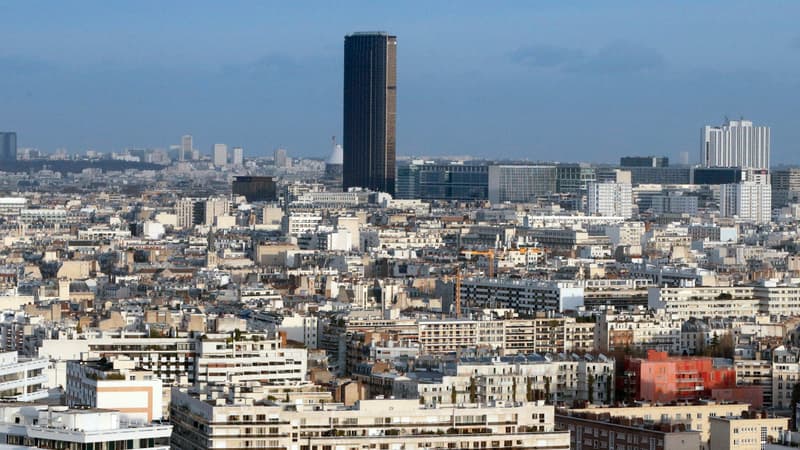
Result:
[213, 144, 228, 167]
[702, 119, 770, 169]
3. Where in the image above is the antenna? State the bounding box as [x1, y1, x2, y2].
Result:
[332, 136, 336, 148]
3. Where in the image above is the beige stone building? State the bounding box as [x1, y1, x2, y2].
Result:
[709, 414, 788, 450]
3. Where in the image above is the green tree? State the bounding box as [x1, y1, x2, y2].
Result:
[469, 378, 477, 403]
[587, 373, 595, 404]
[792, 383, 800, 431]
[512, 378, 517, 402]
[526, 377, 533, 402]
[544, 376, 551, 404]
[451, 385, 457, 404]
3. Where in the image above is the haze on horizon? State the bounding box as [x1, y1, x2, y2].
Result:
[1, 1, 799, 164]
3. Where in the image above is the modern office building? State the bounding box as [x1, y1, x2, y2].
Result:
[232, 176, 277, 202]
[702, 119, 770, 169]
[488, 165, 556, 203]
[628, 167, 691, 185]
[0, 132, 16, 162]
[396, 160, 488, 200]
[771, 167, 800, 207]
[213, 144, 227, 167]
[555, 163, 596, 194]
[587, 181, 633, 218]
[692, 167, 744, 185]
[620, 156, 669, 167]
[343, 32, 397, 195]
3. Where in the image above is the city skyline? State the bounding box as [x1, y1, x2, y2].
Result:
[1, 2, 800, 163]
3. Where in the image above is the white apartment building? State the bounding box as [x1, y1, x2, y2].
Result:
[605, 221, 645, 250]
[720, 180, 772, 224]
[460, 277, 584, 314]
[417, 319, 505, 354]
[586, 181, 633, 219]
[66, 358, 164, 422]
[283, 212, 323, 236]
[39, 331, 198, 387]
[0, 405, 171, 450]
[175, 198, 197, 229]
[702, 119, 770, 169]
[0, 351, 49, 402]
[213, 143, 228, 167]
[278, 314, 319, 348]
[231, 146, 243, 167]
[395, 354, 614, 406]
[595, 308, 682, 354]
[204, 197, 230, 226]
[193, 335, 308, 392]
[170, 391, 570, 450]
[648, 285, 800, 319]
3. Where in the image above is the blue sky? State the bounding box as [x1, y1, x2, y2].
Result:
[1, 1, 799, 164]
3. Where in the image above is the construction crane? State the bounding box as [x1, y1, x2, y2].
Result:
[460, 249, 496, 278]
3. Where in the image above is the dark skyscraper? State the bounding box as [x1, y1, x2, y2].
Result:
[0, 132, 17, 162]
[343, 32, 397, 195]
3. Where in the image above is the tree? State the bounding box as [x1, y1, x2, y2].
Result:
[605, 376, 612, 404]
[587, 373, 595, 404]
[792, 383, 800, 431]
[451, 385, 457, 404]
[469, 378, 477, 403]
[544, 376, 551, 404]
[526, 377, 533, 402]
[512, 377, 517, 402]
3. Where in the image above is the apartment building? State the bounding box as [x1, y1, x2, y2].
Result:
[417, 319, 504, 355]
[622, 350, 736, 403]
[0, 351, 49, 401]
[503, 316, 595, 355]
[66, 357, 163, 422]
[595, 309, 681, 354]
[556, 411, 701, 450]
[170, 389, 570, 450]
[460, 277, 584, 314]
[395, 354, 615, 406]
[734, 360, 772, 409]
[649, 285, 800, 319]
[569, 401, 751, 450]
[40, 331, 198, 386]
[708, 414, 788, 450]
[0, 404, 171, 450]
[193, 335, 308, 392]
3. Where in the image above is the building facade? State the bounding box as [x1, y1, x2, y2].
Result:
[587, 182, 633, 218]
[488, 165, 556, 203]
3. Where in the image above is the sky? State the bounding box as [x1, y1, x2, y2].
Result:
[1, 1, 799, 164]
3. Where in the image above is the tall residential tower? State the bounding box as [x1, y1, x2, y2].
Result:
[702, 119, 770, 169]
[343, 32, 397, 195]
